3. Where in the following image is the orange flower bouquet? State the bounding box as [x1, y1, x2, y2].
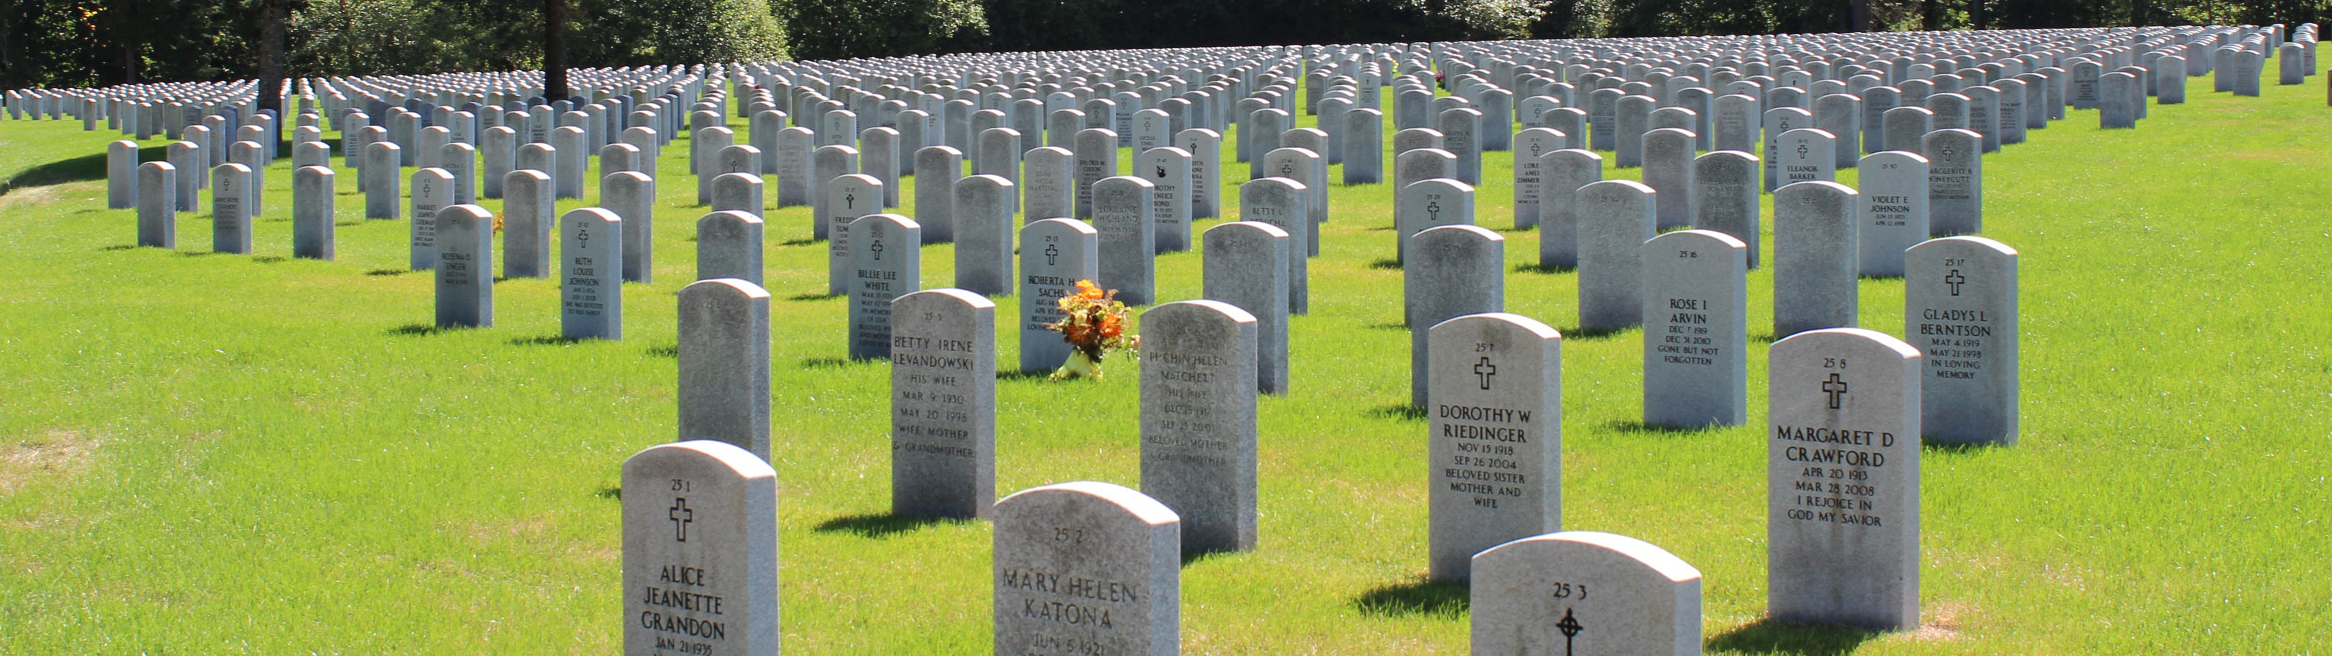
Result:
[1045, 280, 1139, 380]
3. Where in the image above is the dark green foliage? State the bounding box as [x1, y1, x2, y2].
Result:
[6, 0, 2332, 89]
[972, 0, 1525, 53]
[781, 0, 985, 60]
[2, 0, 254, 89]
[3, 0, 783, 89]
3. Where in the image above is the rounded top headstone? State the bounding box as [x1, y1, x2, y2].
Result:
[1476, 530, 1701, 582]
[996, 480, 1181, 526]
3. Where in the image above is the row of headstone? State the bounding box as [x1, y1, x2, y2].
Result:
[63, 26, 2160, 649]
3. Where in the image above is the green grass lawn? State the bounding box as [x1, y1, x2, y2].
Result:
[0, 63, 2326, 654]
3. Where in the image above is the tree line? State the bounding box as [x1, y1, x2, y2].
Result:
[3, 0, 2322, 91]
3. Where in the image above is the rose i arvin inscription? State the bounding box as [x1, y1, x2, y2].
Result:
[1766, 327, 1920, 630]
[1642, 230, 1749, 428]
[622, 440, 780, 656]
[1428, 312, 1561, 582]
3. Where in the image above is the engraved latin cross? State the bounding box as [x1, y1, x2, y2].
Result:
[668, 498, 695, 542]
[1821, 372, 1849, 410]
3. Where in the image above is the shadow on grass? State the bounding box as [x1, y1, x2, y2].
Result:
[335, 220, 367, 227]
[593, 484, 622, 500]
[511, 335, 583, 346]
[99, 244, 139, 252]
[1181, 548, 1245, 566]
[1364, 322, 1407, 331]
[173, 250, 222, 257]
[644, 344, 680, 358]
[1514, 262, 1574, 274]
[2, 150, 113, 193]
[1352, 576, 1468, 617]
[387, 323, 442, 336]
[1754, 332, 1783, 344]
[780, 237, 821, 246]
[365, 268, 410, 276]
[1602, 419, 1731, 436]
[811, 512, 963, 539]
[252, 256, 289, 264]
[1705, 618, 1880, 655]
[1924, 442, 2008, 456]
[801, 357, 877, 369]
[998, 370, 1058, 382]
[1367, 258, 1403, 270]
[787, 292, 839, 302]
[1367, 404, 1427, 421]
[1558, 325, 1629, 341]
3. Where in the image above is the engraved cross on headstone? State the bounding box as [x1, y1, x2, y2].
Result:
[1473, 356, 1497, 390]
[1426, 200, 1441, 222]
[1555, 607, 1584, 656]
[1945, 268, 1965, 296]
[668, 497, 695, 542]
[870, 239, 885, 261]
[1821, 372, 1849, 410]
[1044, 243, 1059, 266]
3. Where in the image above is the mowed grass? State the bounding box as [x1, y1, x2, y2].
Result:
[0, 60, 2327, 655]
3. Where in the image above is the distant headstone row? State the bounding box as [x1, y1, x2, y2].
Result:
[27, 20, 2319, 654]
